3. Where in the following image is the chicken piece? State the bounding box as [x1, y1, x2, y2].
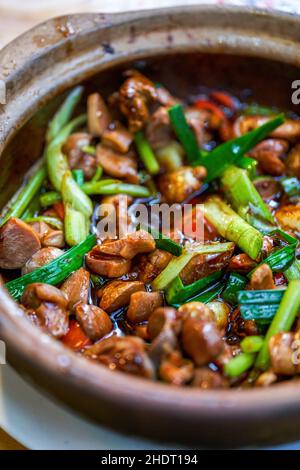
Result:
[101, 194, 133, 209]
[192, 367, 228, 389]
[102, 126, 133, 154]
[181, 314, 223, 366]
[179, 299, 229, 332]
[156, 141, 184, 172]
[228, 253, 257, 274]
[138, 249, 173, 283]
[42, 230, 65, 248]
[100, 194, 133, 240]
[178, 302, 214, 322]
[145, 107, 173, 150]
[86, 249, 132, 277]
[84, 335, 155, 379]
[21, 283, 68, 310]
[96, 145, 138, 183]
[254, 178, 282, 202]
[87, 93, 111, 137]
[158, 166, 206, 203]
[185, 107, 214, 147]
[29, 221, 65, 249]
[226, 308, 259, 342]
[75, 302, 113, 341]
[214, 342, 240, 370]
[286, 143, 300, 178]
[22, 247, 64, 275]
[159, 351, 194, 386]
[148, 307, 181, 339]
[22, 283, 69, 338]
[233, 115, 300, 141]
[180, 248, 234, 285]
[255, 370, 278, 387]
[206, 300, 231, 330]
[63, 132, 96, 180]
[126, 291, 163, 323]
[63, 132, 91, 155]
[0, 218, 41, 269]
[33, 303, 69, 338]
[30, 220, 52, 240]
[275, 204, 300, 234]
[269, 332, 300, 376]
[97, 280, 145, 313]
[71, 153, 97, 180]
[97, 230, 155, 260]
[147, 307, 182, 365]
[61, 268, 90, 310]
[133, 324, 150, 341]
[156, 86, 179, 107]
[249, 264, 275, 290]
[248, 139, 288, 176]
[118, 70, 157, 132]
[262, 236, 275, 257]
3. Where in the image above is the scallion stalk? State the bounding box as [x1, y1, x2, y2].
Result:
[46, 86, 83, 142]
[236, 156, 257, 178]
[152, 242, 233, 290]
[196, 115, 284, 182]
[168, 104, 203, 163]
[156, 141, 184, 171]
[204, 196, 263, 260]
[6, 234, 96, 300]
[221, 165, 274, 223]
[241, 336, 264, 354]
[166, 271, 224, 305]
[0, 166, 46, 226]
[285, 259, 300, 281]
[72, 169, 84, 186]
[238, 289, 285, 323]
[82, 145, 96, 156]
[82, 181, 151, 198]
[141, 225, 182, 256]
[40, 191, 62, 207]
[242, 103, 278, 116]
[91, 166, 103, 182]
[255, 280, 300, 370]
[280, 176, 300, 200]
[64, 204, 89, 246]
[61, 171, 93, 218]
[23, 216, 63, 230]
[224, 353, 255, 378]
[222, 272, 247, 305]
[134, 131, 160, 175]
[46, 114, 87, 191]
[253, 229, 297, 273]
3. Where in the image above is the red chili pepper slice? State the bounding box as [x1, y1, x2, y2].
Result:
[62, 319, 92, 351]
[210, 91, 238, 111]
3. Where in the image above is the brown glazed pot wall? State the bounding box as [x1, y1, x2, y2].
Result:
[1, 6, 300, 447]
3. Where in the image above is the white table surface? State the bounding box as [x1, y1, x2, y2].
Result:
[0, 365, 174, 450]
[0, 364, 300, 450]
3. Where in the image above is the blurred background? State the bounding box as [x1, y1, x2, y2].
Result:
[0, 0, 299, 49]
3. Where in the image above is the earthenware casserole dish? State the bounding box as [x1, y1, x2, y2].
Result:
[1, 6, 300, 447]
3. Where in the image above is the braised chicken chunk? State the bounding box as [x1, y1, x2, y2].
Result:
[4, 70, 300, 390]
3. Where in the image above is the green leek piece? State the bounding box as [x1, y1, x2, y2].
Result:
[204, 196, 263, 260]
[255, 280, 300, 370]
[6, 234, 96, 301]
